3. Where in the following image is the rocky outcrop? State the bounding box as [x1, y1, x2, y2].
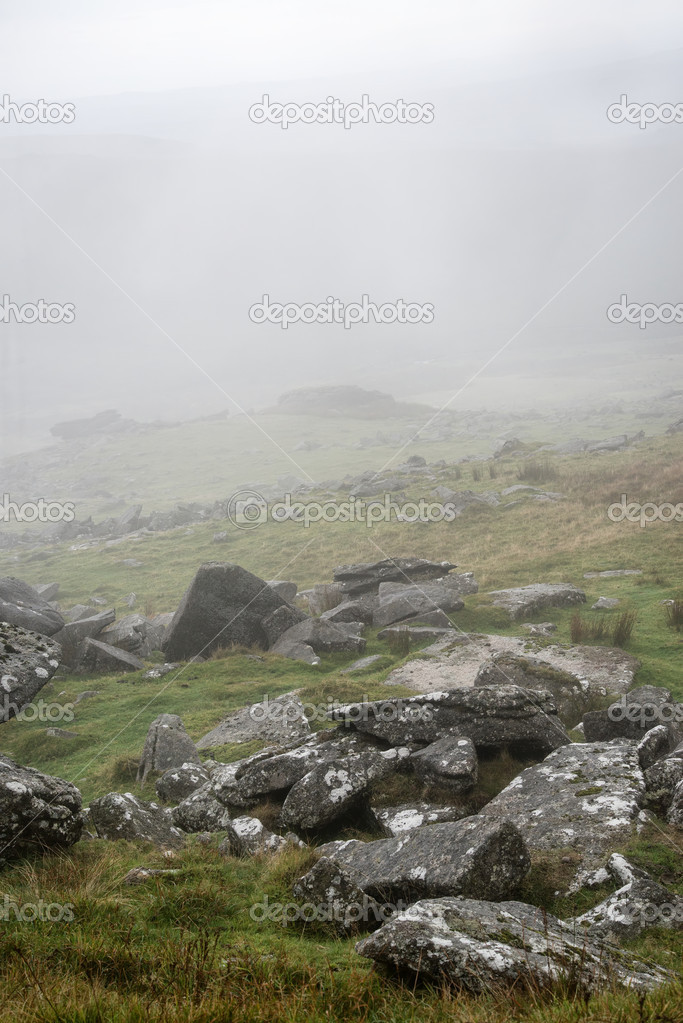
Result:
[0, 755, 82, 861]
[137, 714, 200, 784]
[0, 623, 62, 722]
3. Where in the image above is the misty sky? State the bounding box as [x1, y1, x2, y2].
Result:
[1, 1, 682, 452]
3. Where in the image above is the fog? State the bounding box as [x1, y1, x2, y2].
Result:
[1, 0, 682, 452]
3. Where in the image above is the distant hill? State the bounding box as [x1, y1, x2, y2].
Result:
[265, 385, 435, 418]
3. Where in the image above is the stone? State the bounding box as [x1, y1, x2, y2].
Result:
[0, 755, 82, 862]
[219, 816, 288, 856]
[281, 752, 397, 830]
[356, 896, 671, 992]
[272, 618, 365, 655]
[137, 714, 200, 784]
[80, 638, 145, 674]
[163, 562, 290, 660]
[0, 623, 62, 723]
[171, 784, 233, 832]
[411, 736, 477, 792]
[51, 609, 116, 668]
[292, 856, 386, 936]
[266, 580, 298, 602]
[333, 558, 457, 597]
[316, 815, 530, 903]
[583, 687, 680, 743]
[370, 802, 468, 837]
[0, 576, 65, 636]
[261, 605, 309, 646]
[156, 762, 210, 802]
[488, 583, 586, 620]
[197, 693, 311, 749]
[88, 792, 185, 849]
[592, 597, 620, 609]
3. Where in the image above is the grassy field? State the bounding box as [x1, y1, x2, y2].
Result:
[0, 428, 682, 1021]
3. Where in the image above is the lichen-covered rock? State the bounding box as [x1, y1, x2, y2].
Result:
[271, 618, 365, 656]
[0, 623, 62, 723]
[370, 802, 469, 837]
[197, 693, 311, 750]
[479, 741, 646, 880]
[137, 714, 200, 784]
[411, 736, 477, 792]
[583, 687, 680, 743]
[0, 577, 65, 636]
[356, 897, 671, 991]
[156, 762, 210, 803]
[281, 751, 401, 830]
[219, 815, 288, 856]
[292, 856, 387, 936]
[318, 815, 530, 903]
[333, 559, 458, 597]
[88, 792, 185, 849]
[487, 583, 586, 620]
[171, 784, 232, 832]
[0, 755, 82, 861]
[329, 685, 570, 756]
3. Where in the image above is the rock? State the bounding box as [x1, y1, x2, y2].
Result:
[667, 778, 683, 828]
[267, 581, 298, 602]
[51, 609, 116, 668]
[0, 623, 62, 723]
[370, 802, 468, 837]
[156, 762, 210, 802]
[272, 619, 365, 656]
[479, 741, 646, 879]
[137, 714, 200, 784]
[356, 896, 671, 992]
[34, 583, 60, 601]
[488, 583, 586, 620]
[219, 816, 288, 856]
[123, 867, 181, 885]
[304, 583, 345, 615]
[373, 582, 465, 628]
[74, 690, 100, 704]
[583, 687, 680, 743]
[411, 736, 477, 792]
[572, 854, 683, 941]
[583, 570, 642, 578]
[377, 626, 458, 643]
[0, 577, 65, 636]
[210, 747, 290, 808]
[330, 685, 570, 757]
[0, 755, 82, 861]
[80, 638, 145, 674]
[197, 693, 311, 749]
[521, 622, 557, 636]
[321, 600, 375, 625]
[291, 856, 386, 936]
[89, 792, 185, 849]
[222, 732, 383, 804]
[163, 562, 290, 660]
[270, 638, 321, 664]
[333, 558, 457, 597]
[637, 724, 678, 770]
[643, 743, 683, 813]
[281, 752, 397, 830]
[45, 727, 78, 739]
[212, 531, 229, 543]
[261, 605, 309, 646]
[317, 815, 530, 903]
[592, 597, 620, 609]
[99, 613, 165, 657]
[142, 663, 180, 679]
[474, 654, 596, 727]
[171, 784, 232, 832]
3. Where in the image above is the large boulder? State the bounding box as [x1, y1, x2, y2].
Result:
[220, 816, 288, 856]
[356, 897, 671, 992]
[272, 619, 365, 656]
[171, 784, 233, 832]
[370, 802, 468, 837]
[480, 740, 646, 881]
[89, 792, 185, 849]
[372, 582, 465, 628]
[333, 558, 458, 597]
[197, 693, 311, 749]
[163, 562, 290, 659]
[0, 755, 82, 861]
[261, 605, 309, 646]
[410, 736, 477, 792]
[281, 751, 400, 830]
[488, 583, 586, 620]
[0, 577, 65, 636]
[329, 685, 570, 757]
[583, 686, 682, 744]
[156, 762, 211, 803]
[0, 623, 62, 722]
[318, 815, 530, 903]
[99, 614, 166, 657]
[79, 637, 145, 674]
[137, 714, 200, 784]
[474, 654, 598, 726]
[292, 856, 387, 936]
[51, 609, 116, 668]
